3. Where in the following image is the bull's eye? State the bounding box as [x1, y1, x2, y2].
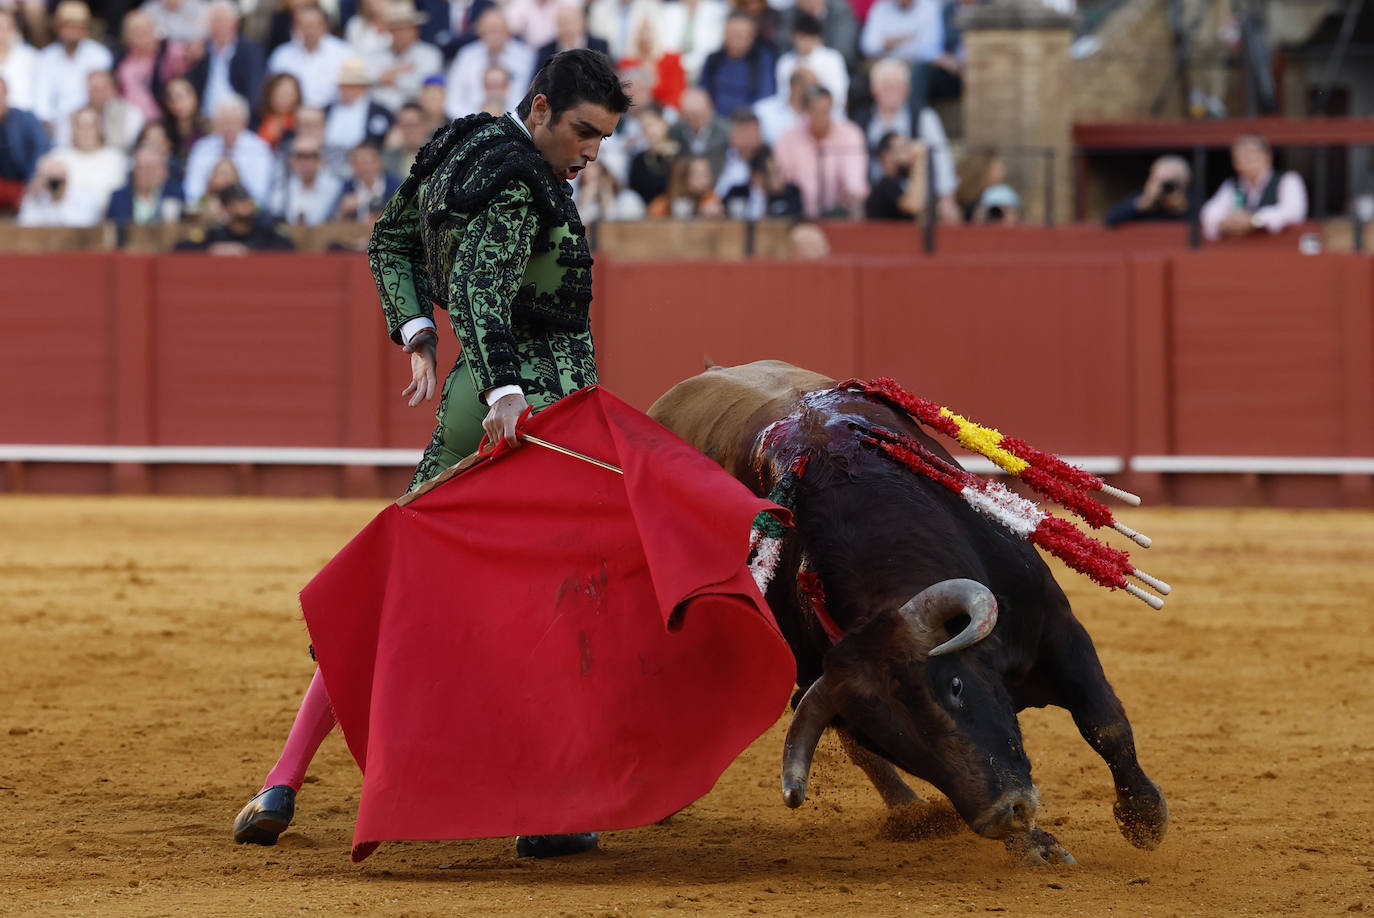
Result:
[950, 676, 963, 700]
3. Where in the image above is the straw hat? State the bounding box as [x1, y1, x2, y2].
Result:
[337, 58, 373, 86]
[383, 2, 429, 28]
[54, 1, 92, 24]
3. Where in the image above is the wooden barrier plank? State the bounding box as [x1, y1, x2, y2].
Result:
[111, 255, 155, 493]
[854, 254, 1133, 456]
[1170, 251, 1347, 456]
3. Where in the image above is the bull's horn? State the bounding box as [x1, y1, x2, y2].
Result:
[897, 578, 999, 657]
[781, 676, 836, 808]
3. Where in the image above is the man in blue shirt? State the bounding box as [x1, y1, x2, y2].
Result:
[0, 75, 50, 214]
[699, 12, 776, 119]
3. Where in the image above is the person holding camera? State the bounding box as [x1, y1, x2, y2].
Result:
[1104, 154, 1193, 227]
[16, 153, 106, 226]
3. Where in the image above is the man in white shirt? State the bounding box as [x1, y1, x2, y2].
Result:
[753, 66, 814, 146]
[323, 58, 394, 163]
[266, 4, 354, 108]
[776, 14, 847, 114]
[141, 0, 210, 44]
[31, 1, 112, 130]
[270, 135, 343, 224]
[370, 2, 443, 113]
[444, 8, 533, 117]
[586, 0, 662, 61]
[0, 9, 38, 112]
[55, 70, 144, 150]
[859, 0, 943, 64]
[184, 94, 275, 204]
[1200, 135, 1308, 242]
[857, 56, 957, 222]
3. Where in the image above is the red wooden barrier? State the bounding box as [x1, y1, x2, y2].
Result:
[0, 248, 1370, 504]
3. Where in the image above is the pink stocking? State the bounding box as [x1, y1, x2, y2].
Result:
[262, 667, 337, 792]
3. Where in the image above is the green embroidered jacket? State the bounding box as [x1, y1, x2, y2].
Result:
[368, 113, 597, 409]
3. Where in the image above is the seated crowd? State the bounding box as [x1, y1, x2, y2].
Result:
[0, 0, 1312, 248]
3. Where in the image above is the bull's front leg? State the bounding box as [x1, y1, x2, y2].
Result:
[1024, 614, 1169, 850]
[837, 729, 922, 808]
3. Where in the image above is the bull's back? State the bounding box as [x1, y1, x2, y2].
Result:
[648, 360, 835, 482]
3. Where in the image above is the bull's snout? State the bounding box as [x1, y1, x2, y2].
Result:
[969, 788, 1039, 839]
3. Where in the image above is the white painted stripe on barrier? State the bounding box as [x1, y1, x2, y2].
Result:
[959, 456, 1125, 476]
[1131, 456, 1374, 475]
[0, 445, 424, 466]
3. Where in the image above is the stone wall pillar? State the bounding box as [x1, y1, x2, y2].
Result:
[960, 0, 1075, 225]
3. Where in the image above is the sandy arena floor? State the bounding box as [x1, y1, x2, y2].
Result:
[2, 496, 1372, 917]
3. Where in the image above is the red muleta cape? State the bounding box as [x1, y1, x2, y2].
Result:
[300, 386, 797, 861]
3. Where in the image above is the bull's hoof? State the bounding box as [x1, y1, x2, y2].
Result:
[233, 784, 296, 846]
[1114, 781, 1169, 850]
[515, 833, 599, 859]
[1004, 827, 1076, 867]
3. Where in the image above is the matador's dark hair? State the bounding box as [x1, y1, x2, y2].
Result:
[516, 49, 631, 122]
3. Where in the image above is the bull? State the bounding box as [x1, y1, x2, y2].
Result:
[648, 360, 1168, 864]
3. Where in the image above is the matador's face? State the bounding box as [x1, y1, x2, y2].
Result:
[527, 96, 621, 182]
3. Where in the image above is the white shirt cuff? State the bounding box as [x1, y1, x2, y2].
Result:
[400, 317, 436, 346]
[485, 384, 525, 406]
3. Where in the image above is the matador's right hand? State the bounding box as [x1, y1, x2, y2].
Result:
[402, 328, 438, 407]
[484, 392, 529, 449]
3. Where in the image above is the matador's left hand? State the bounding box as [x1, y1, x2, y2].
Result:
[402, 329, 438, 407]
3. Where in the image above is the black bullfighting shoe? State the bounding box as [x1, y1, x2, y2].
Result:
[515, 832, 599, 859]
[232, 785, 296, 846]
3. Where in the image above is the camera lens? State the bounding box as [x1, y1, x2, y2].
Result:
[47, 178, 63, 192]
[986, 205, 1005, 222]
[1161, 180, 1180, 195]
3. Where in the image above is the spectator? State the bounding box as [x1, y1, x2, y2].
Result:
[51, 106, 129, 209]
[380, 99, 428, 175]
[417, 74, 446, 131]
[369, 2, 442, 113]
[0, 74, 49, 213]
[855, 57, 957, 222]
[574, 158, 645, 221]
[133, 119, 180, 182]
[754, 65, 814, 146]
[162, 76, 208, 165]
[184, 93, 274, 203]
[323, 58, 393, 159]
[107, 144, 185, 229]
[713, 107, 763, 197]
[190, 153, 240, 219]
[788, 219, 830, 258]
[1200, 135, 1308, 242]
[0, 8, 38, 112]
[721, 146, 802, 220]
[443, 8, 532, 117]
[269, 133, 341, 224]
[141, 0, 210, 45]
[534, 5, 608, 72]
[586, 0, 661, 62]
[116, 10, 189, 126]
[57, 70, 145, 150]
[31, 1, 113, 131]
[266, 4, 353, 108]
[17, 153, 106, 226]
[864, 131, 925, 220]
[421, 0, 497, 58]
[669, 87, 728, 179]
[345, 0, 393, 59]
[974, 182, 1021, 225]
[698, 12, 776, 120]
[659, 0, 726, 82]
[1104, 155, 1193, 227]
[954, 143, 1002, 221]
[859, 0, 958, 115]
[774, 85, 867, 218]
[503, 0, 575, 53]
[619, 17, 685, 110]
[477, 63, 508, 116]
[185, 1, 265, 121]
[627, 102, 678, 204]
[776, 13, 846, 115]
[179, 182, 296, 252]
[776, 0, 858, 70]
[255, 72, 302, 151]
[648, 153, 724, 218]
[333, 140, 399, 220]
